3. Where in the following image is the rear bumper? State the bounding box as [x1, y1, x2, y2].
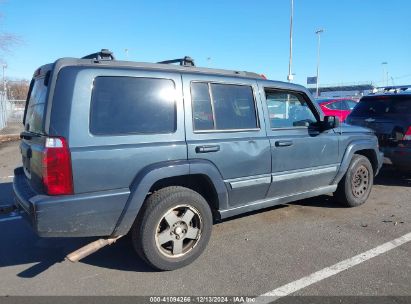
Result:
[381, 146, 411, 170]
[13, 167, 130, 237]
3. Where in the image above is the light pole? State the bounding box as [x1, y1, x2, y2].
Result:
[287, 0, 294, 82]
[381, 62, 387, 86]
[315, 28, 324, 97]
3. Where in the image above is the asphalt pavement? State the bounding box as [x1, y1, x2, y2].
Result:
[0, 140, 410, 299]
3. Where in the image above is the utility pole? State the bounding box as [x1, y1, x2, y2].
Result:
[315, 29, 324, 97]
[287, 0, 294, 82]
[2, 64, 6, 99]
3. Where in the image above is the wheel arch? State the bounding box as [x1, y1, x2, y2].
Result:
[332, 139, 380, 185]
[112, 160, 228, 236]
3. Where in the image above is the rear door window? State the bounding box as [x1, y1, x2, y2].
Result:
[90, 77, 176, 135]
[191, 82, 214, 130]
[191, 82, 258, 131]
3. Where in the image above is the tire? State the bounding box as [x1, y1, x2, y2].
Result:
[334, 154, 374, 207]
[131, 186, 213, 271]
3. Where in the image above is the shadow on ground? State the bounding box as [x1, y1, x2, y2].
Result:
[374, 166, 411, 187]
[0, 182, 13, 206]
[0, 217, 155, 278]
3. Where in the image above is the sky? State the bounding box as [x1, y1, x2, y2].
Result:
[1, 0, 410, 87]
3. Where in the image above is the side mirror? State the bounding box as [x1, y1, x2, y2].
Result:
[323, 115, 340, 130]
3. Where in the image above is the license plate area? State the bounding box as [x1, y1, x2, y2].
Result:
[20, 142, 32, 179]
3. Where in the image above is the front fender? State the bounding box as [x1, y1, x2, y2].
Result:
[332, 139, 382, 185]
[111, 159, 228, 236]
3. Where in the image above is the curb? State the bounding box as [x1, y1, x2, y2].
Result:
[0, 134, 20, 143]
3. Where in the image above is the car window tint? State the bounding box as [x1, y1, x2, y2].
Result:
[191, 82, 258, 131]
[90, 77, 176, 135]
[191, 82, 214, 130]
[327, 100, 347, 110]
[346, 100, 358, 110]
[266, 91, 316, 128]
[25, 77, 48, 134]
[210, 83, 258, 130]
[350, 95, 411, 116]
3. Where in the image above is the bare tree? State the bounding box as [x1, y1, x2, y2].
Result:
[0, 11, 22, 56]
[0, 32, 20, 53]
[7, 79, 29, 100]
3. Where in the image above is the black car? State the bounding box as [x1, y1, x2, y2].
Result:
[346, 86, 411, 171]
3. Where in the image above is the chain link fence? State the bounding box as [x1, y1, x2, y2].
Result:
[0, 96, 24, 135]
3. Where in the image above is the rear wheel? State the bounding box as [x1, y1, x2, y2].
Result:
[131, 186, 213, 271]
[335, 154, 374, 207]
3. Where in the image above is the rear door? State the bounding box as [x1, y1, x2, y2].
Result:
[347, 95, 411, 147]
[20, 66, 52, 193]
[183, 74, 271, 207]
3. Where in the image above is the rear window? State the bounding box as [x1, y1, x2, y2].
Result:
[90, 77, 176, 135]
[350, 95, 411, 116]
[24, 77, 48, 134]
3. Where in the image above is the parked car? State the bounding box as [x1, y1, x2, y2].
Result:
[14, 50, 383, 270]
[316, 98, 358, 122]
[346, 87, 411, 171]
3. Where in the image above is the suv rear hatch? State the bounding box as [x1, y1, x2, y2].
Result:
[20, 65, 73, 196]
[20, 66, 51, 194]
[347, 95, 411, 147]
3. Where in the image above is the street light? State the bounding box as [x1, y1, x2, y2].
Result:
[315, 28, 324, 97]
[287, 0, 294, 82]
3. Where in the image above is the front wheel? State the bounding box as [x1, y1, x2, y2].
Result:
[334, 155, 374, 207]
[131, 186, 213, 271]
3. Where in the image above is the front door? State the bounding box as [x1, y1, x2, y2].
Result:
[182, 74, 271, 207]
[261, 87, 340, 198]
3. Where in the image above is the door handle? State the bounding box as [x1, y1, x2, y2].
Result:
[275, 140, 293, 147]
[195, 145, 220, 153]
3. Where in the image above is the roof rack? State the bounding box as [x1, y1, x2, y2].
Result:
[372, 85, 411, 94]
[375, 85, 411, 93]
[82, 49, 115, 61]
[158, 56, 195, 67]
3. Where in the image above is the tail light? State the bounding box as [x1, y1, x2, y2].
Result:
[403, 127, 411, 141]
[42, 137, 73, 195]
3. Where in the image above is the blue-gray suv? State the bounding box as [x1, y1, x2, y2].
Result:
[14, 50, 383, 270]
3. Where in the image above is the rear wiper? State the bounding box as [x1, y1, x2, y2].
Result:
[20, 131, 41, 140]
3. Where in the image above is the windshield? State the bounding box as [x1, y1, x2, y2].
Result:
[350, 95, 411, 116]
[23, 76, 48, 134]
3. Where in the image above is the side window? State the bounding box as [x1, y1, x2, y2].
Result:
[265, 91, 317, 128]
[191, 82, 214, 130]
[90, 77, 176, 135]
[346, 100, 358, 110]
[327, 100, 345, 110]
[191, 82, 258, 131]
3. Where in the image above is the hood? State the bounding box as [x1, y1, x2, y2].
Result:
[338, 123, 374, 134]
